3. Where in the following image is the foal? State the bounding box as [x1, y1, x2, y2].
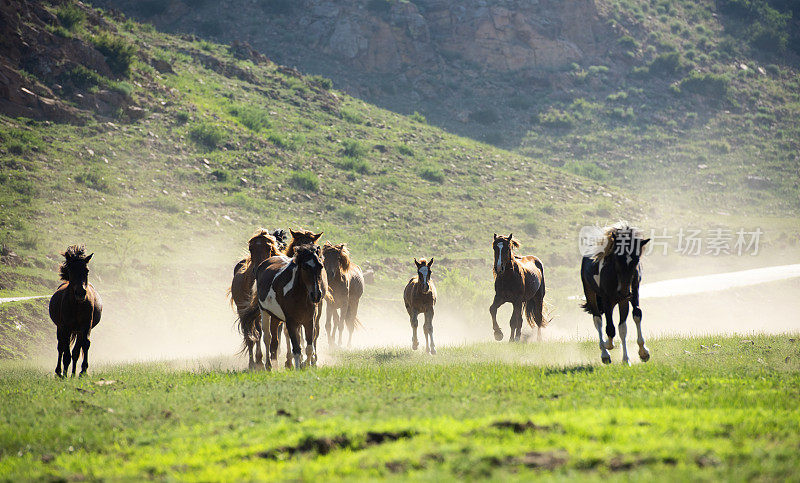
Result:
[403, 258, 437, 354]
[49, 245, 102, 377]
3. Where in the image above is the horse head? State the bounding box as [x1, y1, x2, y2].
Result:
[414, 257, 434, 292]
[286, 229, 323, 256]
[294, 244, 326, 305]
[249, 229, 279, 264]
[60, 245, 92, 302]
[493, 233, 519, 275]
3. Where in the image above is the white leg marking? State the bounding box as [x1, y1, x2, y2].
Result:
[619, 321, 630, 365]
[594, 315, 611, 363]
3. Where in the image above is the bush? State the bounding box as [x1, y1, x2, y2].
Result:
[175, 111, 190, 124]
[62, 65, 104, 89]
[617, 35, 638, 50]
[397, 144, 414, 157]
[230, 106, 271, 131]
[308, 75, 332, 90]
[189, 122, 226, 149]
[679, 72, 730, 99]
[338, 157, 371, 174]
[56, 4, 85, 30]
[648, 52, 684, 75]
[75, 167, 112, 192]
[410, 111, 427, 123]
[209, 169, 229, 182]
[91, 32, 136, 77]
[289, 170, 319, 191]
[341, 107, 364, 124]
[419, 164, 444, 183]
[565, 161, 607, 181]
[342, 139, 366, 158]
[537, 108, 575, 129]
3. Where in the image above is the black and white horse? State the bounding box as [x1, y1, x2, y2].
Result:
[580, 222, 650, 365]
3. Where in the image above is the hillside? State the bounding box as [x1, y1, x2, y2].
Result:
[91, 0, 800, 216]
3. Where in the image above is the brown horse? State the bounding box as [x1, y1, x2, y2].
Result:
[229, 229, 280, 369]
[322, 242, 364, 347]
[284, 229, 322, 256]
[490, 234, 546, 342]
[238, 244, 327, 369]
[49, 245, 102, 377]
[403, 258, 437, 354]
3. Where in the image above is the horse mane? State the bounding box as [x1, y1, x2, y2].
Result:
[592, 221, 642, 262]
[237, 229, 278, 274]
[59, 244, 88, 281]
[322, 242, 352, 275]
[285, 229, 320, 256]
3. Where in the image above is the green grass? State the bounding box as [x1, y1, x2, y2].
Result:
[0, 335, 798, 479]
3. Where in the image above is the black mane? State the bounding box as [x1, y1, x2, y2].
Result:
[59, 244, 89, 281]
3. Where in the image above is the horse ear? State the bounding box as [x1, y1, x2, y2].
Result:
[414, 258, 420, 267]
[508, 233, 513, 240]
[86, 253, 93, 263]
[428, 257, 434, 267]
[312, 232, 323, 241]
[493, 233, 498, 239]
[290, 229, 299, 237]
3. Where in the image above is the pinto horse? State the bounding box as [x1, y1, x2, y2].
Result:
[229, 229, 281, 369]
[490, 234, 546, 342]
[238, 244, 327, 370]
[322, 242, 364, 347]
[403, 258, 437, 354]
[580, 222, 650, 365]
[49, 245, 102, 377]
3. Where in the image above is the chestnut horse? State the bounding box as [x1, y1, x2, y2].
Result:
[49, 245, 102, 377]
[229, 229, 280, 368]
[490, 234, 546, 342]
[580, 222, 650, 365]
[238, 244, 327, 369]
[322, 242, 364, 347]
[403, 258, 437, 354]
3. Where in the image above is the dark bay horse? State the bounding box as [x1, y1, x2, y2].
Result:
[229, 229, 280, 369]
[403, 258, 437, 354]
[49, 245, 102, 377]
[490, 234, 546, 342]
[238, 244, 327, 370]
[580, 222, 650, 365]
[284, 229, 322, 256]
[322, 242, 364, 347]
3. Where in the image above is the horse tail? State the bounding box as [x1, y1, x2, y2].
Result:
[236, 287, 262, 350]
[226, 286, 236, 310]
[525, 259, 548, 328]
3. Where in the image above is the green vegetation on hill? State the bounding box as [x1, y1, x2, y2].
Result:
[0, 335, 798, 479]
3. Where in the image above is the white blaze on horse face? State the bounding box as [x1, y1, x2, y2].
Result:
[418, 265, 429, 285]
[495, 242, 504, 272]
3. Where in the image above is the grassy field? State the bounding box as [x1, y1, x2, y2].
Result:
[1, 334, 798, 480]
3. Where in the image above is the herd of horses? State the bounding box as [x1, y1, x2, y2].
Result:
[47, 222, 651, 375]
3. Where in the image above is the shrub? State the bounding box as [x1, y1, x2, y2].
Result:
[419, 164, 444, 183]
[648, 52, 684, 75]
[410, 111, 427, 123]
[397, 144, 414, 157]
[91, 32, 136, 77]
[338, 157, 372, 174]
[565, 161, 607, 181]
[230, 106, 271, 131]
[341, 107, 364, 124]
[189, 122, 226, 149]
[175, 111, 190, 123]
[63, 65, 104, 89]
[289, 170, 319, 191]
[308, 75, 333, 90]
[537, 108, 575, 129]
[209, 168, 229, 182]
[342, 139, 366, 158]
[56, 4, 85, 30]
[617, 35, 638, 50]
[75, 167, 112, 192]
[679, 72, 730, 98]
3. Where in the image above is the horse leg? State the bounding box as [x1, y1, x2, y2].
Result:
[424, 308, 436, 355]
[55, 328, 69, 378]
[604, 303, 616, 350]
[510, 303, 522, 343]
[304, 319, 317, 367]
[593, 313, 611, 364]
[286, 321, 303, 370]
[284, 323, 294, 369]
[269, 318, 281, 361]
[325, 301, 334, 347]
[335, 309, 344, 347]
[618, 302, 630, 366]
[70, 335, 81, 377]
[489, 294, 504, 341]
[410, 312, 419, 350]
[254, 317, 264, 367]
[259, 311, 272, 371]
[79, 331, 91, 376]
[632, 306, 650, 362]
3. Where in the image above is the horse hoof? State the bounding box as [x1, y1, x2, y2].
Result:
[605, 340, 614, 350]
[412, 341, 419, 350]
[494, 331, 503, 341]
[639, 351, 651, 362]
[622, 358, 631, 366]
[430, 348, 436, 355]
[79, 371, 87, 377]
[601, 354, 611, 364]
[285, 361, 293, 369]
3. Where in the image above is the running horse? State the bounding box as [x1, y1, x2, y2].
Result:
[238, 244, 327, 369]
[580, 222, 650, 365]
[49, 245, 102, 377]
[229, 229, 281, 369]
[403, 258, 437, 354]
[322, 242, 364, 347]
[490, 234, 547, 342]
